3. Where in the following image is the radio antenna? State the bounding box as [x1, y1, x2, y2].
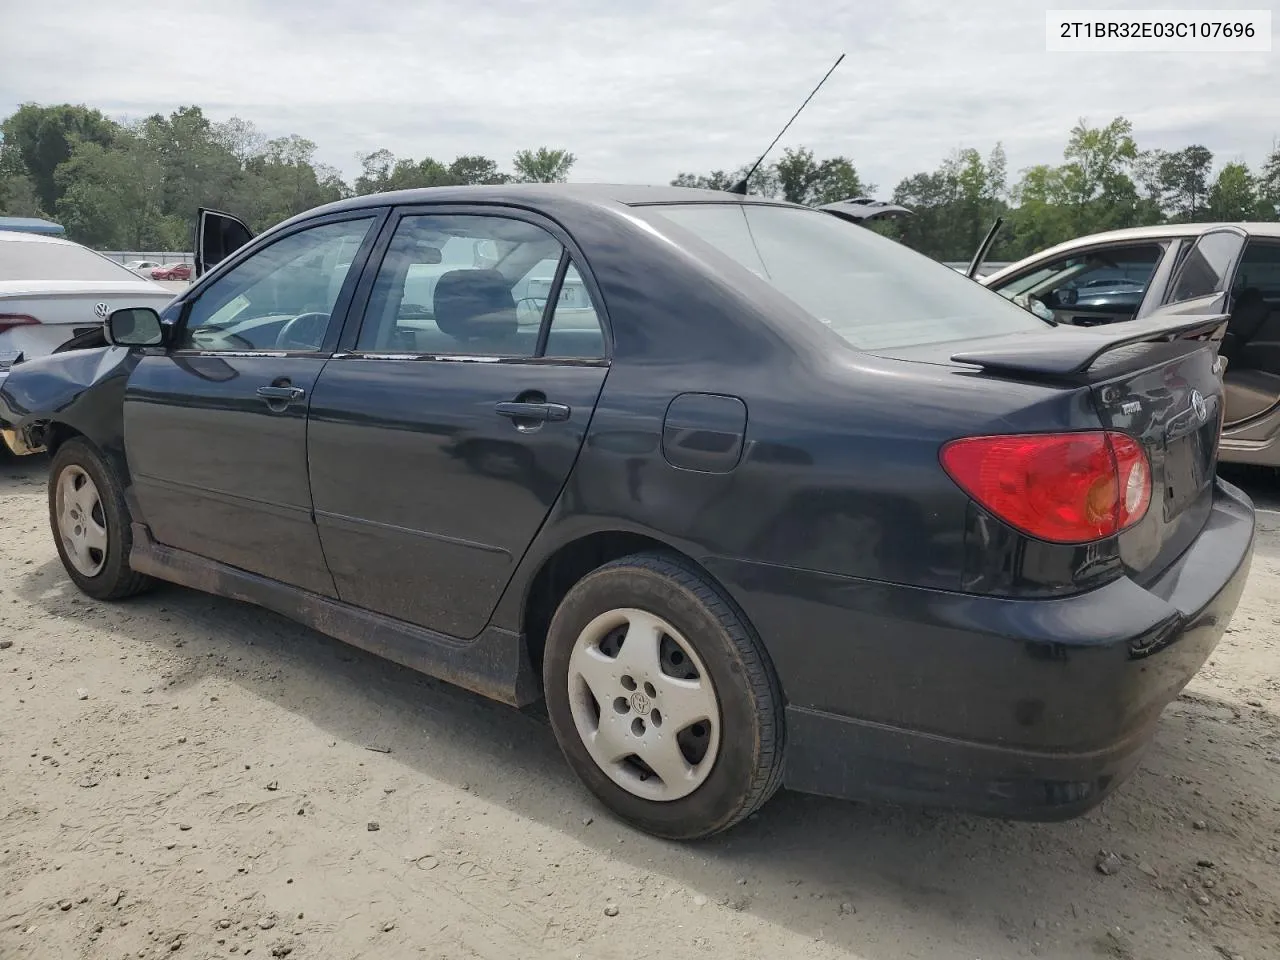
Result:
[728, 53, 846, 196]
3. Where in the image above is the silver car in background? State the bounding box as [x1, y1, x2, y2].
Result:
[0, 231, 176, 388]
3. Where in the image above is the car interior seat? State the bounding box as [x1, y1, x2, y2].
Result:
[432, 269, 533, 354]
[1221, 287, 1280, 425]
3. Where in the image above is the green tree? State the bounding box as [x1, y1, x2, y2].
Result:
[236, 135, 348, 229]
[671, 170, 737, 190]
[1155, 145, 1215, 220]
[1207, 161, 1258, 220]
[141, 106, 245, 224]
[1057, 116, 1141, 233]
[772, 147, 866, 206]
[53, 134, 168, 248]
[353, 149, 458, 194]
[1258, 145, 1280, 219]
[0, 136, 42, 216]
[513, 147, 575, 183]
[1004, 164, 1074, 259]
[1, 103, 118, 214]
[889, 145, 1007, 260]
[448, 155, 509, 185]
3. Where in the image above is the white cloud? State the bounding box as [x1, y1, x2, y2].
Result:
[1, 0, 1276, 193]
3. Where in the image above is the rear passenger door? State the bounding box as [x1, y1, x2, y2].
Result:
[307, 207, 610, 639]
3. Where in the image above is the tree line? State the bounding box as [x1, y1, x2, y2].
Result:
[0, 103, 577, 250]
[674, 117, 1280, 261]
[2, 104, 1278, 263]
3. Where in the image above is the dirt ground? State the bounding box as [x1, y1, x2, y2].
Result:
[2, 455, 1278, 960]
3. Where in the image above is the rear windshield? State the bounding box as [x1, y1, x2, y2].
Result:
[0, 238, 140, 282]
[639, 203, 1049, 350]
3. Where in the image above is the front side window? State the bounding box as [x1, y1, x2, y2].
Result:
[180, 218, 375, 352]
[1168, 231, 1246, 304]
[991, 243, 1163, 317]
[640, 203, 1049, 351]
[356, 214, 605, 358]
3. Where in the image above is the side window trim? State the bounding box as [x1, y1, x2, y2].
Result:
[535, 250, 572, 357]
[173, 208, 389, 357]
[1135, 237, 1189, 319]
[337, 203, 613, 361]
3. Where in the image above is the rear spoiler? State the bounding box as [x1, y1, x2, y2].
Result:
[951, 314, 1228, 378]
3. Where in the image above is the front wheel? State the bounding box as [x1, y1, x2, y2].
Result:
[48, 438, 154, 600]
[542, 552, 785, 840]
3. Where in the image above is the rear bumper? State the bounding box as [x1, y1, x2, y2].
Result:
[707, 477, 1255, 819]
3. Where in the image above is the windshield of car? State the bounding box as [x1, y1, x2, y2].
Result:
[0, 236, 143, 282]
[638, 203, 1050, 350]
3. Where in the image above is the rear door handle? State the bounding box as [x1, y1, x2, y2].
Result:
[494, 401, 570, 423]
[257, 385, 305, 401]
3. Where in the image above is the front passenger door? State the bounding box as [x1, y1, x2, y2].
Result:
[124, 213, 382, 595]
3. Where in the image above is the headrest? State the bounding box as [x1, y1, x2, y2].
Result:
[433, 269, 517, 341]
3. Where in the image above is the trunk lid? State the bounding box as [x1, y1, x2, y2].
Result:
[1089, 342, 1223, 583]
[874, 313, 1228, 584]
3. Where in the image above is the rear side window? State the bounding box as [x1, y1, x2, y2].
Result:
[0, 237, 141, 282]
[356, 214, 606, 359]
[1168, 231, 1246, 303]
[640, 204, 1048, 350]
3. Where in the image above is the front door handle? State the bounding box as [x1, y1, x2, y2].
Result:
[495, 401, 571, 423]
[257, 385, 306, 401]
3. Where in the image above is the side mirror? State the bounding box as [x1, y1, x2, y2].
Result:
[105, 307, 165, 347]
[1056, 287, 1078, 306]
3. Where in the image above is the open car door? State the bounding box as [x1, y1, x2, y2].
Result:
[965, 217, 1004, 279]
[194, 208, 255, 279]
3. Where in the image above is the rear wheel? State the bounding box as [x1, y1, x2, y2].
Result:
[542, 552, 785, 840]
[48, 438, 153, 600]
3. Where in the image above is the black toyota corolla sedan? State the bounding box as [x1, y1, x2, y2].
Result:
[0, 185, 1255, 840]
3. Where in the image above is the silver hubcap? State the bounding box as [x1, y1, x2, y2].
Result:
[567, 608, 721, 802]
[56, 465, 108, 577]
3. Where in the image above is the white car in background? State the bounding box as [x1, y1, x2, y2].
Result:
[123, 259, 162, 275]
[0, 231, 176, 387]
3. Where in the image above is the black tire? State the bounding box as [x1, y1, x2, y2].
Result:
[542, 551, 785, 840]
[47, 437, 154, 601]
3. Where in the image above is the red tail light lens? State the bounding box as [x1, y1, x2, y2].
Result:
[0, 314, 40, 335]
[941, 431, 1151, 544]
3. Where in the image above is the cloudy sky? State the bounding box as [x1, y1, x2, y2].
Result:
[1, 0, 1276, 193]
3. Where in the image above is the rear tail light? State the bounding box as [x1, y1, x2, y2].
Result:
[0, 313, 40, 336]
[941, 431, 1152, 544]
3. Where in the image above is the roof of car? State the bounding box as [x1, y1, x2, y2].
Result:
[1053, 222, 1280, 243]
[301, 182, 802, 222]
[981, 221, 1280, 284]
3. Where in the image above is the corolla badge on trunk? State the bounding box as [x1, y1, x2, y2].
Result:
[94, 302, 109, 320]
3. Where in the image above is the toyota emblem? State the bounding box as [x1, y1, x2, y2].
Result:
[94, 302, 109, 320]
[1190, 389, 1207, 423]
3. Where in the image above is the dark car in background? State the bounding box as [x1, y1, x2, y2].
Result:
[0, 184, 1255, 840]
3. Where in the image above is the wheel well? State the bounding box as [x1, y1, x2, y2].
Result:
[41, 421, 84, 456]
[522, 531, 689, 674]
